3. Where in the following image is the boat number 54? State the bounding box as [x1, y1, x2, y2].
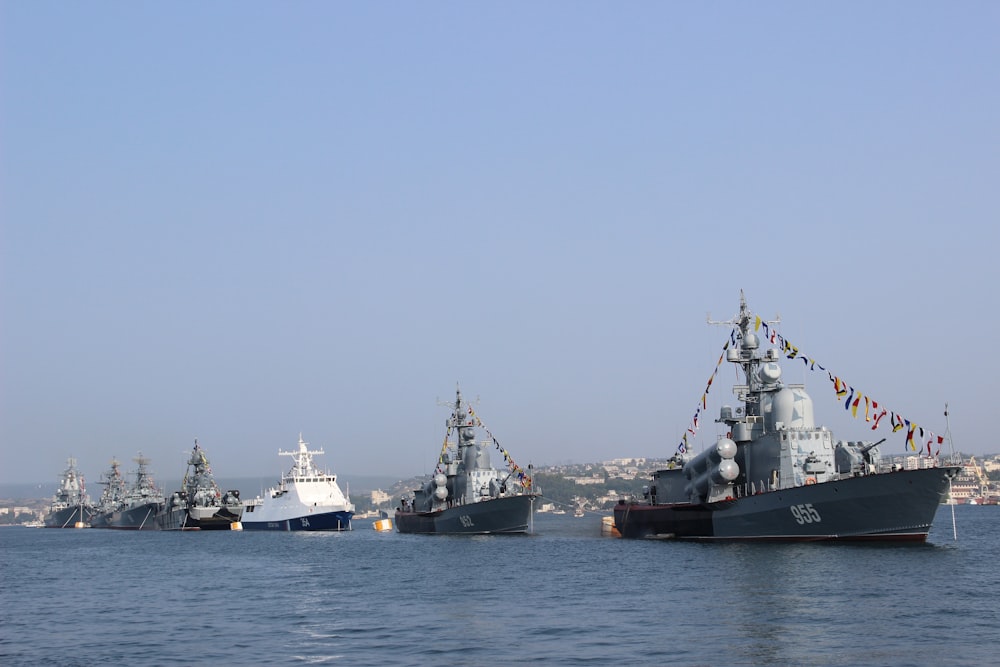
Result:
[790, 503, 822, 524]
[459, 515, 474, 528]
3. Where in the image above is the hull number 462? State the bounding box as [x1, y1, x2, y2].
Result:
[790, 503, 822, 524]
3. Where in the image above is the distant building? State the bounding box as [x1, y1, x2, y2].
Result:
[902, 456, 937, 470]
[0, 506, 34, 518]
[603, 458, 647, 467]
[566, 476, 604, 485]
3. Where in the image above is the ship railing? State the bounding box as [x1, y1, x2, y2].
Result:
[733, 479, 776, 498]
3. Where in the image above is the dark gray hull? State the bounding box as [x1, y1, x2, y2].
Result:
[157, 506, 242, 531]
[104, 503, 163, 530]
[241, 510, 354, 532]
[395, 494, 537, 535]
[614, 467, 959, 541]
[43, 505, 94, 528]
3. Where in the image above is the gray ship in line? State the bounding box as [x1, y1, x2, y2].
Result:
[395, 387, 537, 534]
[42, 457, 94, 528]
[91, 454, 164, 530]
[158, 440, 243, 530]
[44, 442, 243, 530]
[614, 293, 960, 541]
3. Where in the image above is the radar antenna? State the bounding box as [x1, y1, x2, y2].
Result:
[436, 382, 480, 409]
[707, 289, 780, 330]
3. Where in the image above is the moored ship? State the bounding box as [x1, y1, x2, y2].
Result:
[242, 434, 355, 531]
[43, 457, 94, 528]
[90, 457, 128, 529]
[158, 440, 243, 530]
[395, 387, 537, 535]
[614, 293, 960, 542]
[110, 454, 164, 530]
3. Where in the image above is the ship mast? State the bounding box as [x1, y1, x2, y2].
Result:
[278, 434, 325, 479]
[707, 291, 780, 418]
[706, 290, 780, 330]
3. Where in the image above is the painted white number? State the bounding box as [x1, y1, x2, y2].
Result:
[790, 503, 822, 525]
[459, 515, 474, 528]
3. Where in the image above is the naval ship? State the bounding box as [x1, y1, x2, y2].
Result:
[241, 434, 355, 531]
[395, 387, 537, 534]
[90, 457, 128, 529]
[158, 440, 243, 530]
[43, 457, 94, 528]
[614, 294, 960, 541]
[92, 454, 163, 529]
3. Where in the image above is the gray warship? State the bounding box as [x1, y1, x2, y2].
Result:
[158, 440, 243, 530]
[395, 387, 537, 534]
[43, 457, 94, 528]
[90, 457, 128, 529]
[614, 294, 960, 541]
[95, 454, 164, 530]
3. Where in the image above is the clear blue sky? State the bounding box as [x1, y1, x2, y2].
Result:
[2, 3, 997, 486]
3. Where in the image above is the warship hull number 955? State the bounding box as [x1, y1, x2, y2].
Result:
[615, 293, 959, 542]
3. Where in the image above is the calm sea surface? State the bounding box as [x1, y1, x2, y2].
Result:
[1, 506, 997, 666]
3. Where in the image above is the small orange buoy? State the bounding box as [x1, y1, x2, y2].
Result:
[601, 516, 621, 538]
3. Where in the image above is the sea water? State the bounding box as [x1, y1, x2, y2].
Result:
[1, 506, 997, 666]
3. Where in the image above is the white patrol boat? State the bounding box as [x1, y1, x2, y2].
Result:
[242, 434, 355, 531]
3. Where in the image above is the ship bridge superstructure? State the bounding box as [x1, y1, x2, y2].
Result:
[269, 434, 352, 507]
[684, 295, 877, 504]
